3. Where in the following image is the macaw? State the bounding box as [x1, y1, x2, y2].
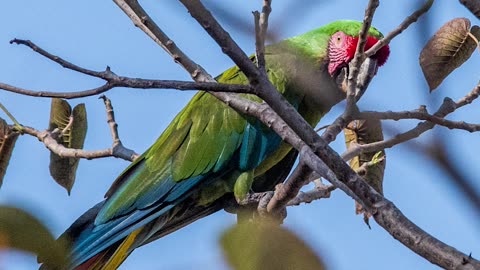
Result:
[40, 20, 390, 270]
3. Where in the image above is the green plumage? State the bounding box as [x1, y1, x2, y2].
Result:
[51, 20, 388, 270]
[287, 20, 384, 59]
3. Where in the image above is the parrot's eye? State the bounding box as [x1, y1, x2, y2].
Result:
[335, 34, 342, 44]
[331, 32, 346, 47]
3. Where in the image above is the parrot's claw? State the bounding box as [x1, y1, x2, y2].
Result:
[256, 191, 274, 217]
[233, 191, 287, 224]
[255, 191, 287, 224]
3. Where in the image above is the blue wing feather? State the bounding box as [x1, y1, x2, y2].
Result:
[72, 172, 204, 266]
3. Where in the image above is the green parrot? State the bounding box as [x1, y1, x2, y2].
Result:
[40, 20, 390, 270]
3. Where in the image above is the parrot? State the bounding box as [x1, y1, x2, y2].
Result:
[39, 20, 390, 270]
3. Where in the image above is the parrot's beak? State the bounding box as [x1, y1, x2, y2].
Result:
[336, 57, 378, 100]
[355, 57, 378, 100]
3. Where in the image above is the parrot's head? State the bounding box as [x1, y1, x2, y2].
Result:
[324, 20, 390, 95]
[285, 20, 390, 102]
[327, 30, 390, 77]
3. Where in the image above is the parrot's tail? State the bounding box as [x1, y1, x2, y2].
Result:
[73, 230, 138, 270]
[38, 197, 230, 270]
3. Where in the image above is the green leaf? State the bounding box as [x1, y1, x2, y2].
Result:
[0, 118, 19, 188]
[419, 18, 480, 91]
[345, 119, 386, 217]
[48, 99, 88, 194]
[0, 206, 69, 268]
[221, 222, 325, 270]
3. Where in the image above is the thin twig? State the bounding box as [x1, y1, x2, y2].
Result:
[100, 95, 139, 161]
[0, 78, 253, 99]
[113, 0, 214, 83]
[286, 181, 336, 207]
[359, 109, 480, 132]
[365, 0, 434, 58]
[11, 97, 139, 162]
[343, 84, 480, 161]
[1, 39, 254, 99]
[347, 0, 379, 102]
[10, 39, 108, 78]
[22, 126, 116, 160]
[253, 0, 272, 71]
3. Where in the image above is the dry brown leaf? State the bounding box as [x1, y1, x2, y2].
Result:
[345, 119, 386, 219]
[420, 18, 480, 91]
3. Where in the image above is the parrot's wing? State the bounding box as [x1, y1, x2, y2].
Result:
[68, 53, 292, 266]
[70, 90, 247, 266]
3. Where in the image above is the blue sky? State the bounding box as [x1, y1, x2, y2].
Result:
[0, 1, 479, 269]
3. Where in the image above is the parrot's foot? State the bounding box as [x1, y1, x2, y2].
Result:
[234, 191, 287, 224]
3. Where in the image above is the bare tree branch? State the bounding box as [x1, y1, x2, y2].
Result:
[0, 78, 254, 99]
[300, 144, 480, 270]
[347, 0, 379, 101]
[286, 180, 336, 207]
[266, 155, 312, 213]
[14, 97, 138, 162]
[10, 38, 108, 78]
[359, 108, 480, 132]
[21, 126, 115, 160]
[343, 83, 480, 161]
[365, 0, 434, 57]
[242, 179, 335, 208]
[253, 0, 272, 71]
[100, 95, 139, 161]
[320, 0, 379, 144]
[176, 1, 479, 268]
[1, 39, 254, 99]
[3, 0, 475, 268]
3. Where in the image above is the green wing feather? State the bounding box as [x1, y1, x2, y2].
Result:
[99, 90, 246, 223]
[97, 53, 293, 223]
